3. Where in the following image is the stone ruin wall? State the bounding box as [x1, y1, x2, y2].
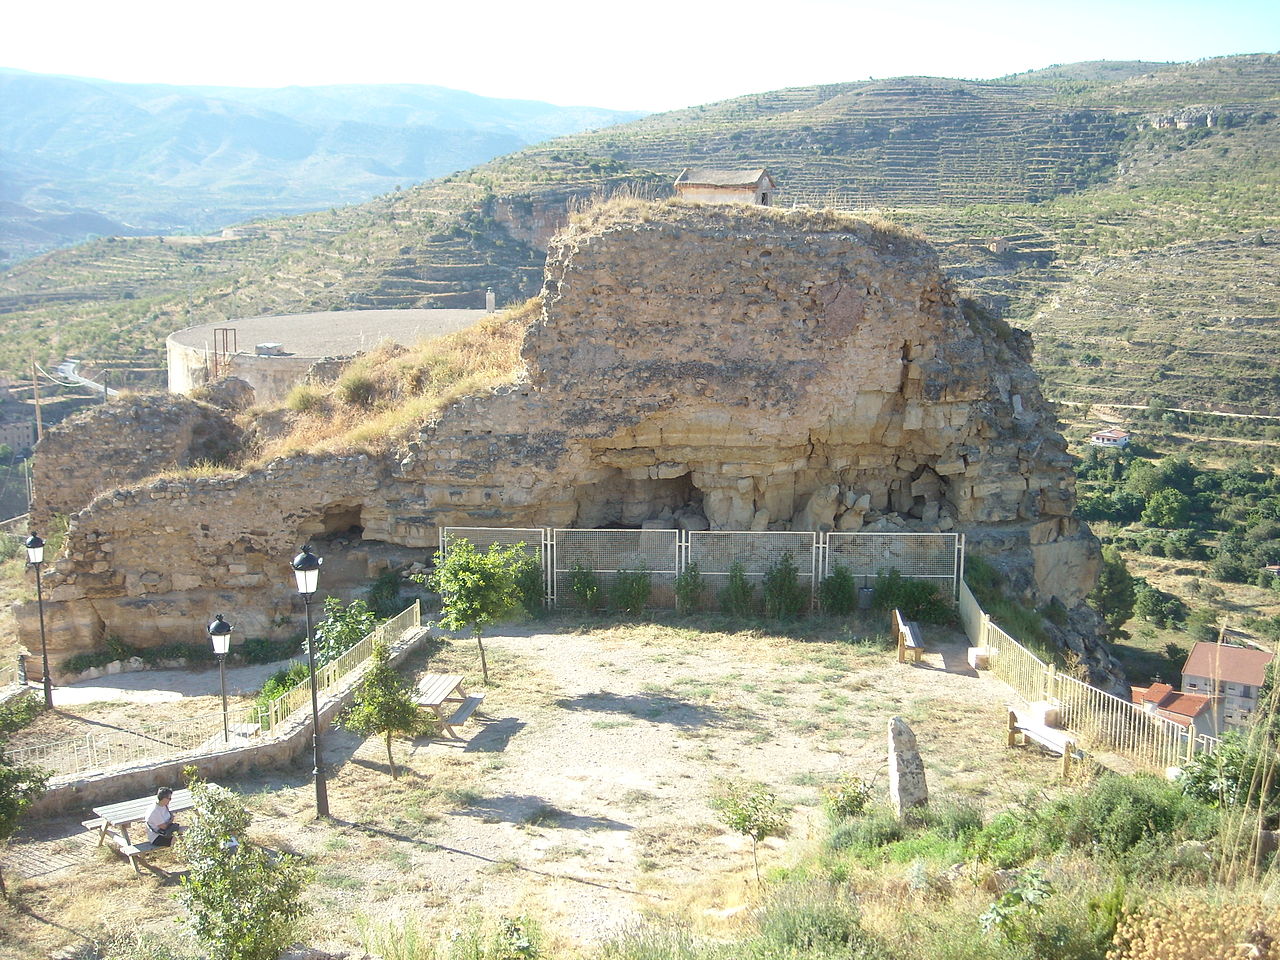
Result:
[19, 203, 1104, 679]
[31, 394, 242, 525]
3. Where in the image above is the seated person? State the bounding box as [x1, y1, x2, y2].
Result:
[145, 787, 180, 846]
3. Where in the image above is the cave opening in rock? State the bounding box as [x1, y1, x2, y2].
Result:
[573, 469, 705, 529]
[300, 503, 365, 542]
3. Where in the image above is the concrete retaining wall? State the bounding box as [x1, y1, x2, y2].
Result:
[27, 625, 433, 819]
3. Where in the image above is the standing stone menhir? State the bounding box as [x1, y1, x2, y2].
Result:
[888, 716, 928, 817]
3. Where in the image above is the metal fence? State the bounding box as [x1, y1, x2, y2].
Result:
[9, 601, 422, 777]
[958, 580, 1217, 772]
[441, 527, 962, 608]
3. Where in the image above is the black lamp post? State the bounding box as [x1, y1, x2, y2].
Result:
[24, 534, 52, 709]
[208, 614, 233, 743]
[290, 544, 328, 818]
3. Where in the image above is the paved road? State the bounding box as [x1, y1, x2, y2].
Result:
[36, 659, 301, 705]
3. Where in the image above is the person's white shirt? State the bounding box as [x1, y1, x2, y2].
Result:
[145, 800, 173, 841]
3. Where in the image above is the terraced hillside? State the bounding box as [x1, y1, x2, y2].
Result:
[2, 53, 1278, 418]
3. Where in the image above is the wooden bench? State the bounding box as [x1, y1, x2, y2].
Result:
[117, 840, 159, 875]
[892, 609, 925, 664]
[1007, 706, 1082, 778]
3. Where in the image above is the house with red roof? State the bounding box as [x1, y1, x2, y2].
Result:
[1181, 642, 1275, 729]
[1131, 683, 1217, 737]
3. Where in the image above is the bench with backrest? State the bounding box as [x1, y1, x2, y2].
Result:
[892, 609, 925, 664]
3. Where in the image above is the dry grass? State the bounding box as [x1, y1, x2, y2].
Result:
[1110, 892, 1280, 960]
[247, 297, 538, 462]
[563, 195, 926, 248]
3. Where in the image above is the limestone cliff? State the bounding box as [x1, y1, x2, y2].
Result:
[18, 202, 1107, 683]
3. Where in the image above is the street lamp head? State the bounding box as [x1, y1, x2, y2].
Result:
[291, 544, 322, 596]
[25, 533, 44, 565]
[208, 613, 233, 657]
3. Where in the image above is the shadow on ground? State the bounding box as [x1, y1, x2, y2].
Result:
[453, 793, 632, 831]
[554, 691, 724, 727]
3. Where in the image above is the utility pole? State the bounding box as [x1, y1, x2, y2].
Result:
[29, 358, 43, 443]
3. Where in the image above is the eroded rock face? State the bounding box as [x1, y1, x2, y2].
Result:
[20, 203, 1100, 673]
[32, 394, 242, 524]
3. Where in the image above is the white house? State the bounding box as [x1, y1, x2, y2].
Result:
[1089, 428, 1130, 448]
[1182, 641, 1275, 729]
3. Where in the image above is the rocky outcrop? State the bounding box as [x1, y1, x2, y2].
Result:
[31, 394, 242, 525]
[20, 201, 1101, 675]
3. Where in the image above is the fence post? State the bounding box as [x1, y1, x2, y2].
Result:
[1045, 663, 1058, 703]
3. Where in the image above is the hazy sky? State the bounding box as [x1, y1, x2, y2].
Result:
[6, 0, 1279, 111]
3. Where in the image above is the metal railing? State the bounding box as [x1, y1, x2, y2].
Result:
[958, 580, 1219, 771]
[10, 601, 422, 777]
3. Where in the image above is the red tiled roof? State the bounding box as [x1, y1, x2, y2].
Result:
[1090, 428, 1130, 439]
[1182, 642, 1274, 686]
[1131, 685, 1214, 727]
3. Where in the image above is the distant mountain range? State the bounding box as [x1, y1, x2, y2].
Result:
[0, 69, 644, 260]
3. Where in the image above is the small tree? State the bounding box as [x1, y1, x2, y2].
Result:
[762, 551, 809, 620]
[719, 561, 756, 617]
[0, 742, 47, 899]
[1088, 547, 1136, 640]
[425, 538, 525, 683]
[819, 564, 859, 615]
[569, 562, 603, 611]
[344, 640, 426, 779]
[179, 778, 309, 960]
[313, 597, 380, 667]
[611, 567, 652, 615]
[710, 781, 787, 884]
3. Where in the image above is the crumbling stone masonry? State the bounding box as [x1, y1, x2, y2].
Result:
[19, 202, 1101, 678]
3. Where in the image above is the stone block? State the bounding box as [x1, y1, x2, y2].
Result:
[888, 717, 928, 816]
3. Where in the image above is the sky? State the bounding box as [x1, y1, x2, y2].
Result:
[5, 0, 1280, 112]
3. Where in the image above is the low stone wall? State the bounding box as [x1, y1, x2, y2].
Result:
[27, 625, 433, 819]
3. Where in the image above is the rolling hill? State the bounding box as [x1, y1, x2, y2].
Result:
[2, 53, 1278, 419]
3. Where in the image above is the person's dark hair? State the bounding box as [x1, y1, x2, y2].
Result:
[157, 787, 174, 802]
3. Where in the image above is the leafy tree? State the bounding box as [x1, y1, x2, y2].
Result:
[313, 597, 380, 667]
[1088, 547, 1135, 640]
[425, 538, 525, 683]
[711, 781, 787, 884]
[344, 640, 426, 779]
[0, 741, 47, 898]
[178, 778, 310, 960]
[1141, 488, 1192, 528]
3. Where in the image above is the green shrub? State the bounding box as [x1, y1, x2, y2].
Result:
[0, 694, 39, 735]
[922, 797, 985, 840]
[285, 383, 326, 414]
[718, 562, 756, 617]
[674, 562, 704, 614]
[313, 598, 380, 667]
[511, 551, 544, 617]
[364, 569, 404, 619]
[711, 781, 787, 883]
[826, 806, 904, 852]
[253, 662, 310, 719]
[819, 565, 859, 615]
[611, 568, 652, 615]
[440, 911, 542, 960]
[1180, 731, 1280, 813]
[761, 552, 809, 620]
[822, 774, 873, 822]
[971, 810, 1044, 869]
[569, 562, 603, 611]
[870, 569, 953, 624]
[756, 883, 883, 955]
[238, 635, 299, 665]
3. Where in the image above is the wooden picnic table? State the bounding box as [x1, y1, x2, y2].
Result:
[89, 787, 198, 847]
[415, 673, 485, 739]
[86, 784, 212, 874]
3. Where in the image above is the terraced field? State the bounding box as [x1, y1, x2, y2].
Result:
[3, 53, 1278, 421]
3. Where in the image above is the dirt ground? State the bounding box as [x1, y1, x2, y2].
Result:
[0, 615, 1059, 958]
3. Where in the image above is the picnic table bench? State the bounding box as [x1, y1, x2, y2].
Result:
[88, 785, 206, 874]
[415, 673, 485, 740]
[892, 609, 925, 664]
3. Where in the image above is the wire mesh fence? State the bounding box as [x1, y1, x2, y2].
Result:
[553, 529, 680, 608]
[442, 527, 961, 610]
[827, 532, 961, 596]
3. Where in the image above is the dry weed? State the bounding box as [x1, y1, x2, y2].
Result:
[1110, 895, 1280, 960]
